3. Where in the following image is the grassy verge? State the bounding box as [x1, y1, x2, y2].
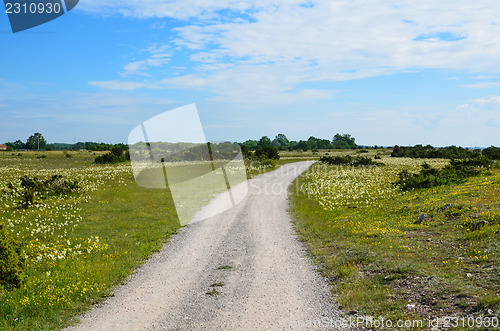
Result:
[0, 152, 180, 330]
[289, 156, 499, 329]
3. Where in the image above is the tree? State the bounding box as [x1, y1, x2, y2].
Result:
[297, 140, 310, 151]
[332, 133, 357, 149]
[258, 136, 272, 148]
[25, 133, 47, 150]
[5, 142, 14, 151]
[274, 134, 289, 149]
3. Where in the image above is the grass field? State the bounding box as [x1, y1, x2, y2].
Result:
[0, 149, 317, 330]
[290, 152, 500, 329]
[4, 149, 497, 330]
[0, 151, 180, 330]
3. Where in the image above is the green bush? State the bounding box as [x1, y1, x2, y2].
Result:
[0, 224, 26, 290]
[320, 155, 382, 167]
[253, 146, 280, 160]
[391, 145, 482, 159]
[395, 158, 492, 191]
[9, 175, 79, 208]
[94, 146, 130, 164]
[483, 146, 500, 160]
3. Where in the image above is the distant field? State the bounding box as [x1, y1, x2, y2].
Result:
[290, 153, 500, 329]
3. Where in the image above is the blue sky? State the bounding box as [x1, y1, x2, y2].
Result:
[1, 0, 500, 147]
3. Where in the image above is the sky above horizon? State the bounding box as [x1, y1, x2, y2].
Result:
[1, 1, 500, 147]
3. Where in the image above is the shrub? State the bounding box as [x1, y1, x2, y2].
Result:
[9, 175, 79, 208]
[320, 155, 382, 167]
[391, 145, 482, 159]
[483, 146, 500, 160]
[0, 224, 26, 290]
[94, 147, 130, 164]
[395, 158, 491, 191]
[253, 146, 280, 160]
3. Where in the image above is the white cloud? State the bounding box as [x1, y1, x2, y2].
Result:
[83, 1, 500, 104]
[463, 82, 500, 89]
[121, 44, 172, 76]
[468, 95, 500, 106]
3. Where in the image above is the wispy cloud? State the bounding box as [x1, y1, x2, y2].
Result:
[83, 1, 500, 105]
[121, 44, 172, 76]
[462, 82, 500, 89]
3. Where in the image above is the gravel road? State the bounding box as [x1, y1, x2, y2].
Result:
[67, 161, 352, 330]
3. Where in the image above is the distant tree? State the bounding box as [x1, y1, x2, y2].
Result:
[307, 136, 318, 150]
[297, 140, 310, 151]
[5, 142, 14, 151]
[13, 140, 25, 150]
[274, 134, 290, 149]
[332, 133, 357, 149]
[25, 133, 47, 150]
[241, 139, 259, 150]
[258, 136, 272, 148]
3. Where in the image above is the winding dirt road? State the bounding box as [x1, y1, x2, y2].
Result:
[67, 161, 351, 330]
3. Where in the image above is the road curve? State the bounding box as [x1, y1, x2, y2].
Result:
[67, 161, 351, 330]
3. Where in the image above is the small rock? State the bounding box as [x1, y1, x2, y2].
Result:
[441, 203, 453, 211]
[415, 213, 432, 225]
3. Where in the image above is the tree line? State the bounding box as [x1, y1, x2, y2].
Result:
[3, 133, 128, 152]
[391, 145, 500, 160]
[241, 133, 359, 151]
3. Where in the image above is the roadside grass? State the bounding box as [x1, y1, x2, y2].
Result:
[0, 152, 180, 330]
[210, 282, 225, 287]
[290, 156, 500, 328]
[206, 289, 220, 296]
[217, 265, 234, 270]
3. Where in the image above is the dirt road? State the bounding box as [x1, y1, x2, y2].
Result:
[67, 161, 351, 330]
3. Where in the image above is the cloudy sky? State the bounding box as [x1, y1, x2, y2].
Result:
[1, 0, 500, 146]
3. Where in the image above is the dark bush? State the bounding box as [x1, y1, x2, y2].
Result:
[10, 175, 79, 208]
[94, 146, 130, 164]
[0, 224, 26, 290]
[391, 145, 482, 159]
[320, 155, 382, 167]
[395, 158, 491, 191]
[254, 146, 280, 160]
[483, 146, 500, 160]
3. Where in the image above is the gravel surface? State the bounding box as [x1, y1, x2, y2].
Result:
[66, 161, 353, 330]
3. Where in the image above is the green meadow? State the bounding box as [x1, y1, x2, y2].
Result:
[0, 151, 180, 330]
[290, 151, 499, 329]
[1, 149, 498, 330]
